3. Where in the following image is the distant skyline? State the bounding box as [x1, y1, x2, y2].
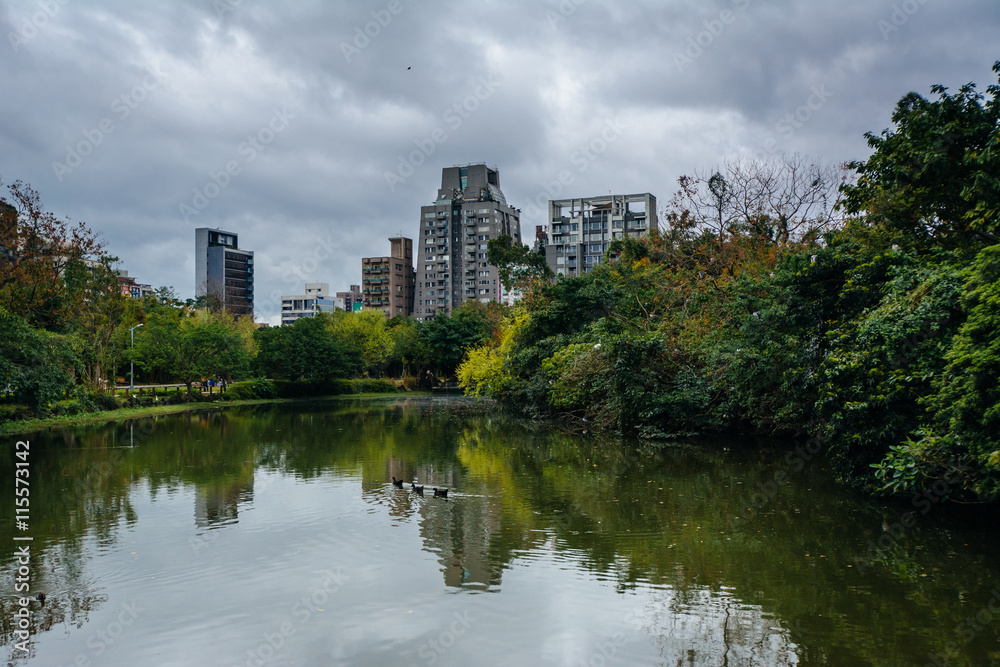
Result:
[2, 0, 998, 323]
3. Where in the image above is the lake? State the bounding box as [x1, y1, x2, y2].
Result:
[2, 396, 999, 666]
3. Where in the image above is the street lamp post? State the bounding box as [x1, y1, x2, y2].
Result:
[129, 324, 143, 395]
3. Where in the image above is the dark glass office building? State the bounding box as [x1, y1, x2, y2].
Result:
[195, 227, 254, 317]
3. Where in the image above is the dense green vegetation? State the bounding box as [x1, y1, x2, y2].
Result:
[461, 65, 1000, 502]
[0, 176, 499, 421]
[0, 275, 498, 421]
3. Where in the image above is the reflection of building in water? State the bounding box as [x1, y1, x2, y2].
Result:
[194, 477, 254, 528]
[416, 489, 504, 589]
[365, 461, 515, 590]
[417, 467, 516, 589]
[638, 587, 800, 666]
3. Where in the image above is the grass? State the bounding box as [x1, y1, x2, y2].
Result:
[0, 392, 433, 437]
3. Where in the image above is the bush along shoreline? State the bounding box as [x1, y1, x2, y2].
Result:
[0, 378, 408, 435]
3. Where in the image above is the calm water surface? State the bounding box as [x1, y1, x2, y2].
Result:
[2, 396, 999, 666]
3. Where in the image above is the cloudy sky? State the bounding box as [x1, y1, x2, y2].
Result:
[1, 0, 997, 323]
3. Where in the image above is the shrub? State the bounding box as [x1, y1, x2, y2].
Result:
[162, 393, 186, 406]
[273, 379, 353, 398]
[228, 378, 277, 400]
[89, 392, 120, 411]
[54, 399, 85, 416]
[0, 404, 33, 422]
[352, 378, 398, 394]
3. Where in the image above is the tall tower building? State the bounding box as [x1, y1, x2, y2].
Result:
[543, 193, 656, 278]
[414, 164, 520, 321]
[362, 237, 415, 316]
[195, 227, 254, 317]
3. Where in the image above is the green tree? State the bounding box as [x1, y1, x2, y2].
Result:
[841, 62, 1000, 250]
[255, 314, 355, 381]
[421, 302, 501, 376]
[486, 235, 552, 292]
[386, 316, 429, 377]
[64, 256, 132, 391]
[0, 306, 80, 414]
[328, 309, 394, 377]
[133, 311, 251, 395]
[920, 243, 1000, 497]
[0, 178, 107, 330]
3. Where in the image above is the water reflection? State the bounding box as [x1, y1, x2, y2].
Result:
[194, 478, 252, 529]
[635, 588, 800, 666]
[1, 396, 998, 665]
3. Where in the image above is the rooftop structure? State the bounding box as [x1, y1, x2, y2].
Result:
[542, 193, 656, 278]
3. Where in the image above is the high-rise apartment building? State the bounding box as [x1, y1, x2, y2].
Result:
[415, 164, 521, 321]
[542, 193, 656, 278]
[195, 227, 254, 317]
[362, 237, 415, 317]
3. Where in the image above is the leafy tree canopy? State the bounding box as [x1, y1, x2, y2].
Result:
[841, 61, 1000, 250]
[486, 234, 552, 292]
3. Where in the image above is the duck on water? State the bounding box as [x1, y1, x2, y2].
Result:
[390, 477, 446, 497]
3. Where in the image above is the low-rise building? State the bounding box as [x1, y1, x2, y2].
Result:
[336, 285, 363, 312]
[116, 270, 154, 299]
[280, 283, 337, 325]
